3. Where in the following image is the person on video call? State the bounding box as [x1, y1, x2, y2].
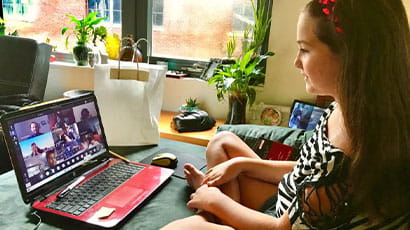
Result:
[46, 150, 57, 168]
[31, 143, 44, 157]
[80, 108, 91, 121]
[28, 122, 43, 138]
[162, 0, 410, 229]
[80, 133, 101, 151]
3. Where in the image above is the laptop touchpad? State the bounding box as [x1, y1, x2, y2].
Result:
[105, 186, 145, 207]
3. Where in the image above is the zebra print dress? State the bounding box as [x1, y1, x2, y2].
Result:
[273, 102, 409, 229]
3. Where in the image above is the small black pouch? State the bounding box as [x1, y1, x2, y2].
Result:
[171, 110, 216, 132]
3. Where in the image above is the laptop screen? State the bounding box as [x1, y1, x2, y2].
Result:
[4, 97, 108, 193]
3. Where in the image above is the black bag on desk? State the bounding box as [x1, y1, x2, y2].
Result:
[171, 110, 216, 132]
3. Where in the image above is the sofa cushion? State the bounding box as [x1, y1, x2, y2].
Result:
[217, 124, 313, 160]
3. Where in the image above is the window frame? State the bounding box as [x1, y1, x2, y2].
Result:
[0, 2, 3, 19]
[152, 0, 163, 27]
[88, 0, 122, 25]
[122, 0, 272, 77]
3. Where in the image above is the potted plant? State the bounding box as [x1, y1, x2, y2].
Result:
[62, 12, 106, 66]
[92, 26, 107, 47]
[0, 18, 5, 36]
[242, 0, 272, 55]
[0, 18, 18, 36]
[209, 49, 274, 124]
[179, 97, 200, 113]
[224, 33, 237, 63]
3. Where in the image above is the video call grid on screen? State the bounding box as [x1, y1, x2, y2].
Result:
[288, 100, 326, 131]
[6, 100, 107, 193]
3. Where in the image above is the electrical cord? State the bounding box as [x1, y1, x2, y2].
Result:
[109, 150, 130, 163]
[30, 211, 42, 230]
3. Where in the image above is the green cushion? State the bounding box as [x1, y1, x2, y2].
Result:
[216, 124, 313, 160]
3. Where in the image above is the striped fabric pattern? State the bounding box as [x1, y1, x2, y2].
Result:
[274, 103, 342, 223]
[273, 103, 409, 229]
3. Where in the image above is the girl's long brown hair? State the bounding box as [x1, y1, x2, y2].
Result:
[305, 0, 410, 221]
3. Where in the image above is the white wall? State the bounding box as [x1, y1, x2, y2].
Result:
[404, 0, 410, 19]
[161, 77, 227, 119]
[260, 0, 312, 106]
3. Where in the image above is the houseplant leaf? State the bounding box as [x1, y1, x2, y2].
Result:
[240, 49, 254, 71]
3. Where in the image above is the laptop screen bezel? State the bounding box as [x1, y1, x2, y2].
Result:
[0, 94, 111, 204]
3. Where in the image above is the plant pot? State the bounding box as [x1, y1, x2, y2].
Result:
[73, 43, 90, 66]
[226, 94, 248, 124]
[221, 57, 236, 65]
[179, 105, 199, 113]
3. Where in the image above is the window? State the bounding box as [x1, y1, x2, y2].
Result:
[1, 0, 271, 76]
[233, 1, 254, 32]
[149, 0, 255, 60]
[123, 0, 271, 76]
[1, 0, 121, 51]
[2, 0, 36, 23]
[88, 0, 121, 25]
[152, 0, 163, 27]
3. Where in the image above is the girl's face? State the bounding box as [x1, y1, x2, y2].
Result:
[294, 12, 340, 98]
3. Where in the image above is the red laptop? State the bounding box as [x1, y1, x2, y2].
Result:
[0, 94, 173, 228]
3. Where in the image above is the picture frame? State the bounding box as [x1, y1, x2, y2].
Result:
[288, 100, 325, 130]
[260, 107, 282, 126]
[248, 103, 290, 126]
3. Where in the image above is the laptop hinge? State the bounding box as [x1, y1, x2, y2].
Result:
[33, 183, 67, 203]
[33, 194, 48, 203]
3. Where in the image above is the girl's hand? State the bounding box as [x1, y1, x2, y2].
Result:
[202, 158, 242, 186]
[187, 184, 224, 212]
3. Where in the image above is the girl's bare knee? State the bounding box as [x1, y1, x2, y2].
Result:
[160, 219, 187, 230]
[206, 131, 237, 159]
[161, 218, 235, 230]
[208, 131, 236, 147]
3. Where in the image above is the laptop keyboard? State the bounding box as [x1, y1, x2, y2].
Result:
[46, 161, 144, 216]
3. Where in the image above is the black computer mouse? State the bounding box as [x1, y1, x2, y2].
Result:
[151, 153, 178, 169]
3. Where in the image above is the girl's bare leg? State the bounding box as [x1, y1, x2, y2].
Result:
[161, 212, 234, 230]
[184, 131, 260, 189]
[185, 131, 279, 208]
[175, 132, 281, 229]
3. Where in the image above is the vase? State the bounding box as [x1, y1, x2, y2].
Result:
[133, 46, 143, 63]
[119, 36, 134, 61]
[73, 43, 90, 66]
[226, 94, 248, 124]
[88, 45, 101, 67]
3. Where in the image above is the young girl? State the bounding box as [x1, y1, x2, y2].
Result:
[162, 0, 410, 229]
